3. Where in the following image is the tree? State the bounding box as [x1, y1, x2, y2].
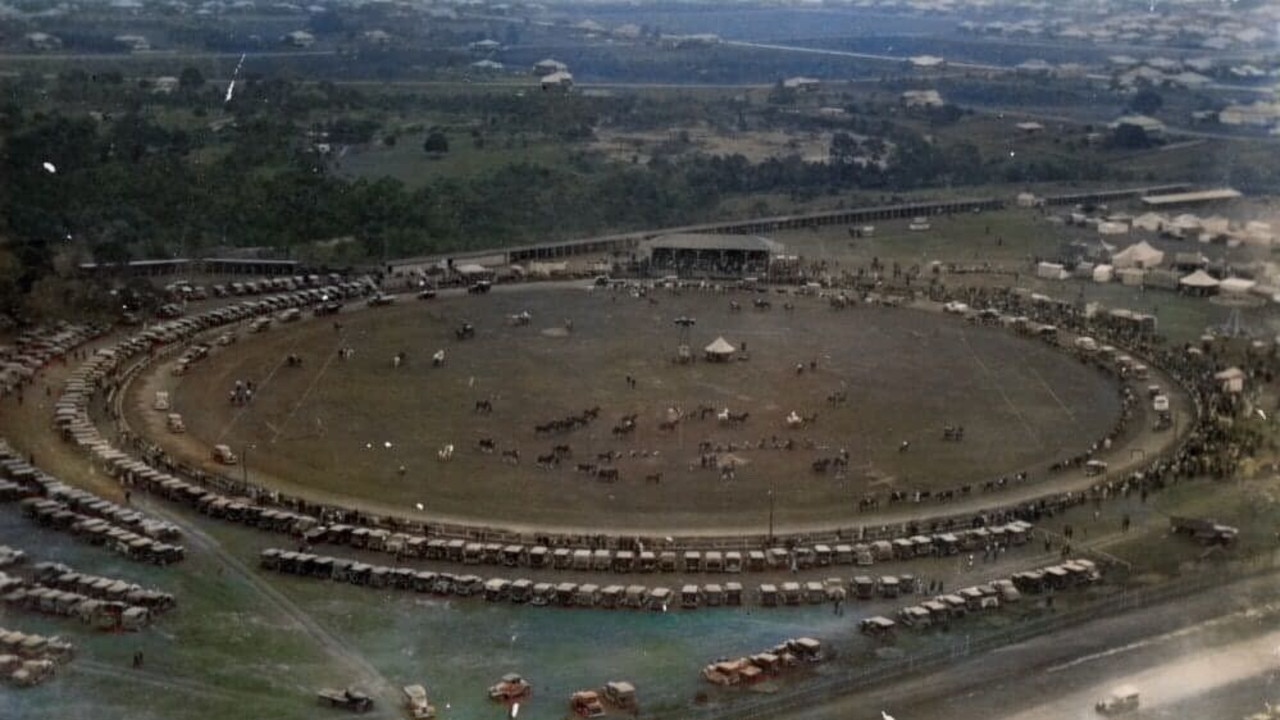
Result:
[1110, 123, 1151, 149]
[1129, 88, 1163, 115]
[423, 130, 449, 155]
[179, 67, 205, 91]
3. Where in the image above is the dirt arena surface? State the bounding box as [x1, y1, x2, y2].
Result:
[148, 285, 1121, 531]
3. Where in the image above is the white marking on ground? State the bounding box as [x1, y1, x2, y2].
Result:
[1028, 366, 1076, 422]
[270, 341, 341, 444]
[959, 331, 1041, 446]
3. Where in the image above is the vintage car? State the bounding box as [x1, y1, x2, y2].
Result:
[489, 673, 532, 702]
[403, 684, 435, 719]
[317, 687, 373, 713]
[1096, 685, 1140, 715]
[571, 690, 606, 718]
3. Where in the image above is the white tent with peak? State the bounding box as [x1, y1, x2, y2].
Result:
[704, 337, 737, 361]
[1178, 269, 1219, 290]
[1111, 240, 1164, 269]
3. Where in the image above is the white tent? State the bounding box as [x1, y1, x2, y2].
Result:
[704, 337, 736, 361]
[1117, 267, 1145, 286]
[1215, 366, 1245, 393]
[1112, 241, 1164, 269]
[1097, 221, 1129, 235]
[1219, 277, 1257, 294]
[1178, 269, 1219, 289]
[1092, 264, 1114, 283]
[1131, 212, 1168, 232]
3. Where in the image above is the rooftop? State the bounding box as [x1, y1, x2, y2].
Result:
[1141, 189, 1243, 207]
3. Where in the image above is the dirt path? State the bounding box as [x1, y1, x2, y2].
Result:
[74, 659, 251, 702]
[131, 493, 400, 707]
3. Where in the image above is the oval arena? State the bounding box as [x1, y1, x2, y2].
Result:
[112, 278, 1181, 546]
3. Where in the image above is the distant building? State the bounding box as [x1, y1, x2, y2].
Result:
[1110, 114, 1167, 138]
[908, 55, 946, 69]
[1140, 188, 1242, 210]
[361, 30, 391, 45]
[152, 76, 180, 94]
[470, 60, 504, 72]
[532, 58, 568, 77]
[1219, 102, 1280, 128]
[114, 34, 150, 52]
[901, 90, 945, 109]
[613, 23, 642, 39]
[24, 32, 62, 51]
[782, 77, 820, 92]
[540, 71, 573, 91]
[282, 30, 315, 48]
[1015, 59, 1052, 74]
[469, 39, 501, 53]
[1015, 122, 1044, 134]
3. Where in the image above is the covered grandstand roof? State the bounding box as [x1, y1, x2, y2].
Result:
[640, 233, 786, 254]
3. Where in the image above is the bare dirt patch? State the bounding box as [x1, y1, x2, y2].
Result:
[148, 287, 1120, 532]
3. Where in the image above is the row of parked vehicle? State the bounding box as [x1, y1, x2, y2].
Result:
[700, 637, 824, 687]
[167, 272, 358, 304]
[858, 557, 1103, 638]
[0, 322, 107, 396]
[286, 520, 1034, 576]
[0, 544, 25, 568]
[1, 581, 154, 632]
[260, 547, 761, 610]
[0, 627, 74, 688]
[29, 561, 176, 613]
[16, 496, 186, 565]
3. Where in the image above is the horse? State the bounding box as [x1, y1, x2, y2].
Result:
[477, 437, 496, 453]
[437, 444, 454, 462]
[645, 472, 663, 484]
[474, 399, 493, 414]
[393, 351, 407, 369]
[657, 419, 679, 432]
[432, 350, 445, 367]
[501, 449, 520, 464]
[595, 467, 619, 482]
[535, 453, 558, 469]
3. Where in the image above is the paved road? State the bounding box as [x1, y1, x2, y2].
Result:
[774, 562, 1280, 720]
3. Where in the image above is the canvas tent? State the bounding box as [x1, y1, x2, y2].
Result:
[1112, 241, 1164, 269]
[1220, 277, 1257, 294]
[704, 337, 737, 362]
[1215, 367, 1245, 393]
[1178, 270, 1219, 295]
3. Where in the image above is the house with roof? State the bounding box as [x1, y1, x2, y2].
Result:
[1111, 115, 1167, 139]
[783, 77, 821, 92]
[282, 30, 315, 48]
[539, 71, 573, 91]
[532, 58, 568, 77]
[24, 32, 62, 51]
[901, 90, 944, 109]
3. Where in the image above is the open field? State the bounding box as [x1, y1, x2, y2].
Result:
[135, 286, 1122, 532]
